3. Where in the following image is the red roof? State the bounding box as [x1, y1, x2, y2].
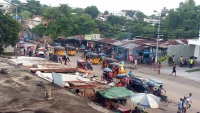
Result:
[181, 39, 188, 44]
[168, 40, 179, 45]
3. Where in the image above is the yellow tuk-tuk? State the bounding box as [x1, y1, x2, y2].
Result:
[65, 46, 76, 56]
[54, 46, 65, 56]
[102, 57, 118, 69]
[85, 52, 99, 64]
[108, 63, 127, 77]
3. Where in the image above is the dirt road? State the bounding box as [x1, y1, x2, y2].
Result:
[6, 41, 200, 113]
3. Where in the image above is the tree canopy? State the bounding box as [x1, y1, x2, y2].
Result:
[8, 0, 200, 40]
[0, 11, 20, 53]
[84, 6, 99, 18]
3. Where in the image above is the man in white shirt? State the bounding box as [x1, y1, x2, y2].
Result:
[185, 93, 192, 108]
[134, 59, 137, 68]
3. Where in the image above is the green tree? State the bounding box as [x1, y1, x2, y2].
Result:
[72, 8, 84, 15]
[11, 0, 22, 13]
[20, 10, 31, 19]
[26, 0, 43, 16]
[84, 6, 99, 18]
[126, 10, 135, 17]
[0, 11, 20, 53]
[107, 15, 126, 26]
[42, 7, 60, 20]
[136, 11, 146, 21]
[115, 32, 132, 40]
[161, 7, 168, 17]
[104, 10, 109, 15]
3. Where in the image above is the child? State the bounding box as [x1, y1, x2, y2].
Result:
[158, 62, 162, 74]
[65, 56, 71, 66]
[59, 55, 62, 64]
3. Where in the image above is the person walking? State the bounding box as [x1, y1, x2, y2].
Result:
[63, 51, 67, 65]
[76, 46, 79, 53]
[24, 48, 26, 56]
[151, 55, 155, 68]
[59, 55, 62, 64]
[65, 56, 71, 66]
[170, 64, 176, 77]
[172, 55, 175, 65]
[134, 58, 137, 69]
[177, 98, 183, 113]
[158, 62, 162, 74]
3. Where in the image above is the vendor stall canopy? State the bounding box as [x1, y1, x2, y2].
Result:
[98, 87, 133, 99]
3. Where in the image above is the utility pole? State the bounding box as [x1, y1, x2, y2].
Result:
[16, 6, 17, 20]
[154, 10, 161, 70]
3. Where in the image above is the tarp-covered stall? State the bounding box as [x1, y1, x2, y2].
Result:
[98, 87, 133, 99]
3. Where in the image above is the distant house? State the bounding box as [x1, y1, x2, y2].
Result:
[188, 33, 200, 61]
[143, 18, 159, 26]
[110, 11, 125, 17]
[0, 2, 11, 14]
[21, 16, 43, 29]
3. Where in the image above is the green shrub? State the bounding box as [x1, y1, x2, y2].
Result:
[142, 111, 148, 113]
[2, 52, 12, 56]
[158, 55, 169, 63]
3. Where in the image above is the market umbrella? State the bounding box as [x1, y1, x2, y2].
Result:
[103, 68, 112, 72]
[18, 40, 24, 44]
[130, 93, 160, 108]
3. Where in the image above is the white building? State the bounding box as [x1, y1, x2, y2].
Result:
[188, 30, 200, 61]
[0, 2, 12, 13]
[143, 18, 159, 26]
[110, 11, 126, 17]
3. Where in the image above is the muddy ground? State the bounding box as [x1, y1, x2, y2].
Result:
[0, 58, 109, 113]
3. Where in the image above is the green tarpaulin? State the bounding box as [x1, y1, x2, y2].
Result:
[98, 87, 133, 99]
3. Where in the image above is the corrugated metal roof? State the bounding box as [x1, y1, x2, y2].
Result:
[97, 38, 118, 44]
[73, 35, 85, 40]
[121, 43, 139, 49]
[135, 45, 149, 50]
[112, 41, 123, 46]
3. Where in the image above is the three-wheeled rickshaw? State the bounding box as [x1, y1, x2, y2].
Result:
[65, 46, 76, 56]
[54, 46, 65, 56]
[77, 59, 86, 70]
[108, 63, 127, 77]
[116, 74, 129, 86]
[85, 52, 99, 64]
[101, 68, 114, 83]
[102, 57, 118, 69]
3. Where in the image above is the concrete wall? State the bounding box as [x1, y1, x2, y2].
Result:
[167, 45, 195, 64]
[52, 72, 63, 87]
[28, 32, 54, 45]
[161, 59, 169, 68]
[194, 45, 200, 61]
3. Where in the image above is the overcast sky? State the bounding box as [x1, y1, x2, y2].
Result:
[2, 0, 200, 15]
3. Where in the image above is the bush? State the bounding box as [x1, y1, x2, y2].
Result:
[2, 52, 12, 56]
[158, 55, 169, 63]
